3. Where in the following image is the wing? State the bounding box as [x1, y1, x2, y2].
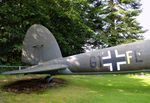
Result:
[1, 64, 68, 75]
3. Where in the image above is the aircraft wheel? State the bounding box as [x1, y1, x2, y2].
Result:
[44, 76, 53, 83]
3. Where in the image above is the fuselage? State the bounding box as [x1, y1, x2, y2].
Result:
[62, 40, 150, 74]
[38, 40, 150, 75]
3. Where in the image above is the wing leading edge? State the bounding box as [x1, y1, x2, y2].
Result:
[2, 64, 68, 75]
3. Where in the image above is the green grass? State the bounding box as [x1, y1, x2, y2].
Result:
[0, 74, 150, 103]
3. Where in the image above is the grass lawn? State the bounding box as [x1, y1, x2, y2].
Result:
[0, 74, 150, 103]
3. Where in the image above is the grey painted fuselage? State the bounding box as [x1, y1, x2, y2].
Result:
[41, 40, 150, 74]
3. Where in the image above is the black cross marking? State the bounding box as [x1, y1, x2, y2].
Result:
[102, 50, 126, 71]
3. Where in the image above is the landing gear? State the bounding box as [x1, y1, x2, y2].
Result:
[44, 76, 53, 83]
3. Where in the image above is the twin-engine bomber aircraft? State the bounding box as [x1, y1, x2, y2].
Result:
[2, 24, 150, 79]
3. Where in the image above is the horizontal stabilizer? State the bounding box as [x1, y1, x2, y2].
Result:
[2, 64, 68, 75]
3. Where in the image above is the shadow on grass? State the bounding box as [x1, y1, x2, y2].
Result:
[69, 74, 150, 95]
[2, 77, 67, 94]
[82, 74, 150, 94]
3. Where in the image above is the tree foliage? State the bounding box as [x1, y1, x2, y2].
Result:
[82, 0, 145, 48]
[0, 0, 145, 65]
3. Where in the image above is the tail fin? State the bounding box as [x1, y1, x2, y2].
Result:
[22, 24, 62, 65]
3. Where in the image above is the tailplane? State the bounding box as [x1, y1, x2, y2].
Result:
[22, 24, 62, 65]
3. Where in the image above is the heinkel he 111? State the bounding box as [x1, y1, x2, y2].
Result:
[2, 24, 150, 77]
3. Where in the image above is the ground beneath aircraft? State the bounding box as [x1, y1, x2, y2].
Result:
[0, 74, 150, 103]
[2, 77, 66, 93]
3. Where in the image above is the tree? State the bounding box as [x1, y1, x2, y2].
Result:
[0, 0, 145, 65]
[82, 0, 145, 48]
[0, 0, 93, 65]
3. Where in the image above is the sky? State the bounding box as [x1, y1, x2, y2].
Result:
[137, 0, 150, 39]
